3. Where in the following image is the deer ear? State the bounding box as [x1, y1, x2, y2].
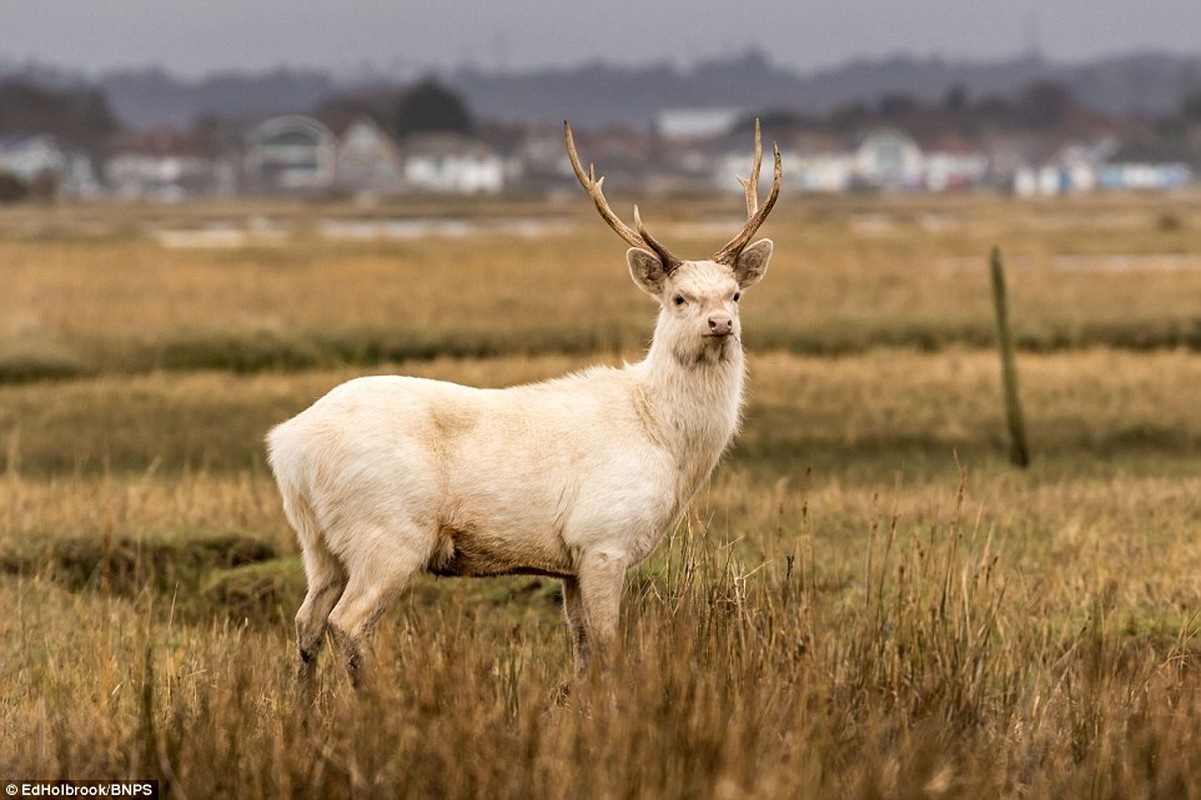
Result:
[733, 238, 773, 289]
[627, 247, 668, 295]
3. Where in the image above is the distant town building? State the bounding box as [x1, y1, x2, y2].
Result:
[655, 108, 741, 141]
[0, 134, 101, 198]
[920, 134, 989, 192]
[780, 133, 856, 193]
[334, 115, 406, 196]
[400, 132, 504, 194]
[105, 129, 233, 200]
[1013, 140, 1110, 196]
[243, 115, 337, 194]
[854, 128, 924, 191]
[1099, 141, 1194, 191]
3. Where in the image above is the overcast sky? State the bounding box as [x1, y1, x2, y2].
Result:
[3, 0, 1199, 78]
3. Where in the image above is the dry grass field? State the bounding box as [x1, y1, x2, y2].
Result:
[2, 191, 1201, 797]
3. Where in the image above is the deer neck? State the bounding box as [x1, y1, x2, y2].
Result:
[633, 318, 746, 495]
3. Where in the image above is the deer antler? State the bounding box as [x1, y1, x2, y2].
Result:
[564, 121, 682, 272]
[712, 119, 782, 265]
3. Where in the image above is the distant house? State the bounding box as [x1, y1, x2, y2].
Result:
[497, 125, 571, 191]
[655, 108, 741, 141]
[717, 128, 950, 194]
[854, 129, 924, 191]
[243, 115, 336, 193]
[334, 115, 405, 196]
[920, 134, 989, 192]
[782, 133, 856, 193]
[105, 129, 233, 201]
[1013, 140, 1111, 196]
[1099, 141, 1193, 191]
[976, 134, 1036, 191]
[0, 134, 101, 198]
[717, 132, 854, 193]
[791, 151, 857, 192]
[1101, 161, 1193, 191]
[400, 133, 504, 194]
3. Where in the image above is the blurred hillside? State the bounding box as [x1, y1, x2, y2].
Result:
[2, 49, 1199, 129]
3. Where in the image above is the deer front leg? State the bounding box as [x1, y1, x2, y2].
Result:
[572, 551, 626, 678]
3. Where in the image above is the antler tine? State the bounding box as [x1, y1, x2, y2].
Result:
[564, 121, 642, 248]
[736, 118, 763, 217]
[713, 121, 782, 265]
[564, 121, 681, 271]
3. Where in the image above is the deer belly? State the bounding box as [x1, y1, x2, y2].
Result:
[427, 522, 573, 578]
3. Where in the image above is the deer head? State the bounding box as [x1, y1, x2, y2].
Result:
[565, 120, 781, 362]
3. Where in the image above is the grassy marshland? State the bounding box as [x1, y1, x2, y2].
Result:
[2, 192, 1201, 797]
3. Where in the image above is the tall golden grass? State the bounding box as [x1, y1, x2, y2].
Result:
[2, 194, 1201, 796]
[4, 465, 1201, 797]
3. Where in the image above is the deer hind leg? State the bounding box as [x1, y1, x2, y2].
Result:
[562, 576, 589, 679]
[294, 538, 348, 708]
[327, 527, 429, 691]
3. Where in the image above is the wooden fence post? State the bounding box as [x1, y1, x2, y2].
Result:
[990, 246, 1030, 468]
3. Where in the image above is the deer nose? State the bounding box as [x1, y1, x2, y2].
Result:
[708, 314, 733, 337]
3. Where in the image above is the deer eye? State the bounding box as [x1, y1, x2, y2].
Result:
[733, 292, 741, 302]
[672, 294, 685, 306]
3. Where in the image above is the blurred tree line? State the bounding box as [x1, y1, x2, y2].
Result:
[753, 79, 1103, 140]
[0, 78, 119, 148]
[312, 76, 473, 140]
[10, 70, 1201, 155]
[0, 73, 475, 147]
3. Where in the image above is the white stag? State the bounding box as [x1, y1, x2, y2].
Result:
[267, 121, 781, 699]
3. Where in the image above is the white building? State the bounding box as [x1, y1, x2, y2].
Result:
[244, 115, 337, 193]
[105, 130, 232, 201]
[400, 133, 504, 194]
[921, 136, 989, 192]
[854, 128, 924, 191]
[655, 108, 741, 141]
[335, 115, 406, 196]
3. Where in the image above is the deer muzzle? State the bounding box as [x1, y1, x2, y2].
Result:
[707, 314, 734, 337]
